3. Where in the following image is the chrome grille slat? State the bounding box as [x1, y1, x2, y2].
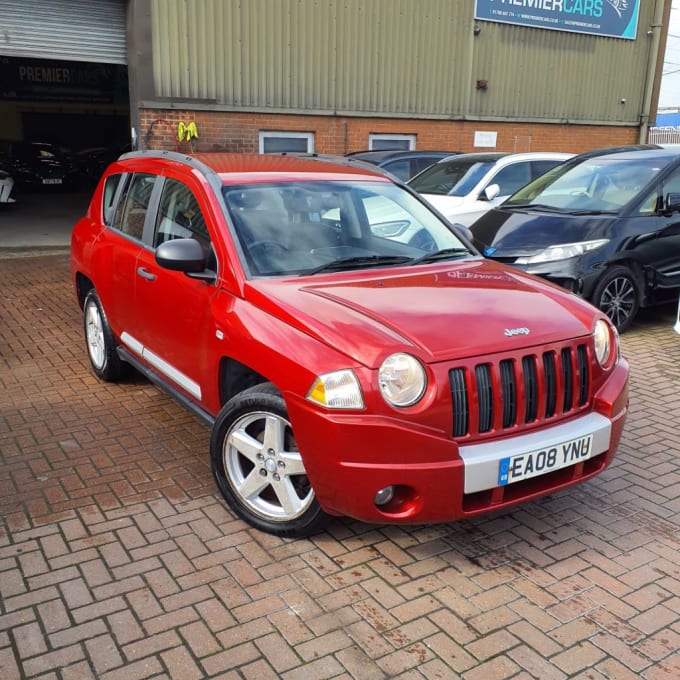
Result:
[449, 343, 590, 438]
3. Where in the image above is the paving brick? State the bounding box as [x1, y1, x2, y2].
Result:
[2, 254, 679, 680]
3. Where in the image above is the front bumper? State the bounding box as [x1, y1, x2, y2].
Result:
[287, 358, 628, 524]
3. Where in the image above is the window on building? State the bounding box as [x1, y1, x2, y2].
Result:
[369, 134, 416, 151]
[259, 132, 314, 154]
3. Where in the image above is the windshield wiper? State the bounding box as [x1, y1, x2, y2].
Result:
[408, 247, 471, 265]
[307, 254, 413, 274]
[505, 203, 569, 213]
[565, 209, 618, 215]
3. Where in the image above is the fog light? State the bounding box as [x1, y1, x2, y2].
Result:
[374, 486, 395, 506]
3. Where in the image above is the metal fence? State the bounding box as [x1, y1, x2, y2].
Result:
[648, 126, 680, 145]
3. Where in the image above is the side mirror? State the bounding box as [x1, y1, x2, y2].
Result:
[665, 192, 680, 213]
[156, 238, 207, 274]
[482, 183, 500, 201]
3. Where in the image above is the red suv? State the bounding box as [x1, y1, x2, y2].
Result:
[71, 151, 629, 537]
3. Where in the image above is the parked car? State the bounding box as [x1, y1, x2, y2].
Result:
[71, 151, 628, 537]
[469, 146, 680, 332]
[345, 150, 461, 182]
[408, 151, 573, 226]
[5, 141, 80, 190]
[675, 294, 680, 336]
[0, 167, 15, 203]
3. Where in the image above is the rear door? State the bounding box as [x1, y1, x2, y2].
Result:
[94, 172, 158, 340]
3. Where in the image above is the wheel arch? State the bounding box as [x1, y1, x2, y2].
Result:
[74, 272, 95, 310]
[218, 357, 271, 406]
[592, 257, 644, 294]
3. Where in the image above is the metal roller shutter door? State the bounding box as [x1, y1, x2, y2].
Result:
[0, 0, 126, 64]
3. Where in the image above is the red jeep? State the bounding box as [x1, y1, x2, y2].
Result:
[71, 151, 629, 537]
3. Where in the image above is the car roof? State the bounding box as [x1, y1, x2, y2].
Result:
[432, 151, 572, 165]
[568, 145, 680, 162]
[346, 150, 460, 163]
[119, 150, 392, 183]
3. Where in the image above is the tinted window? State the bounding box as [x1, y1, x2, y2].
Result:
[490, 162, 531, 196]
[111, 173, 156, 240]
[409, 160, 496, 196]
[383, 159, 410, 181]
[154, 178, 210, 249]
[102, 174, 123, 226]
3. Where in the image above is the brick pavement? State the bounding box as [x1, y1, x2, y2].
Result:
[1, 252, 679, 679]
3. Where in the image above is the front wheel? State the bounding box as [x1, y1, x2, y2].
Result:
[210, 383, 328, 537]
[590, 265, 640, 333]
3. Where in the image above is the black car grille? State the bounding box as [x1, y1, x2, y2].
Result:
[449, 344, 590, 438]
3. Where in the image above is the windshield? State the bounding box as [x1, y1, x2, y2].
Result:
[222, 180, 471, 276]
[408, 159, 497, 196]
[504, 157, 662, 212]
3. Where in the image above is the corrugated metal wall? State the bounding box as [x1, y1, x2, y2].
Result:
[0, 0, 127, 64]
[150, 0, 654, 124]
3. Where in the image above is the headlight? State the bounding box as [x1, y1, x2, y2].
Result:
[593, 319, 617, 367]
[378, 353, 427, 407]
[307, 369, 364, 409]
[515, 239, 609, 265]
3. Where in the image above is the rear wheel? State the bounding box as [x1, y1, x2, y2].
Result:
[83, 289, 124, 381]
[590, 265, 640, 333]
[210, 383, 328, 537]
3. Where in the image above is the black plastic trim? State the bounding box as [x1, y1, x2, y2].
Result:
[117, 347, 215, 426]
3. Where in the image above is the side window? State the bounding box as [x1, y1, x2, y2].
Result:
[102, 173, 123, 226]
[490, 162, 531, 196]
[383, 159, 410, 182]
[414, 157, 438, 176]
[663, 167, 680, 196]
[532, 160, 562, 179]
[154, 178, 210, 250]
[111, 173, 156, 240]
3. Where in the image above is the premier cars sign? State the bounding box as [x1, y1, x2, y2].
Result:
[474, 0, 641, 39]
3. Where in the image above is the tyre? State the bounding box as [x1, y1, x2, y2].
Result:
[210, 383, 328, 537]
[82, 289, 125, 381]
[590, 265, 640, 333]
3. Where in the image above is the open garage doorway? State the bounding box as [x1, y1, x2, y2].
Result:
[0, 0, 129, 246]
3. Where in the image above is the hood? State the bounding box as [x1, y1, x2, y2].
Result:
[470, 207, 617, 255]
[245, 259, 596, 367]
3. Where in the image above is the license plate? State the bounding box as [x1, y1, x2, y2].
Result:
[42, 178, 62, 185]
[498, 434, 594, 486]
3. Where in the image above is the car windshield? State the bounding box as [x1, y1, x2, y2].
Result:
[504, 157, 663, 212]
[408, 159, 497, 196]
[222, 180, 471, 276]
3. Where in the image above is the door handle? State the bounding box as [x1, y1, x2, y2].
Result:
[137, 267, 156, 281]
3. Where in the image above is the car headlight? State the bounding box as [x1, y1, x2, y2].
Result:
[593, 318, 617, 367]
[378, 353, 427, 407]
[307, 369, 364, 409]
[515, 239, 609, 265]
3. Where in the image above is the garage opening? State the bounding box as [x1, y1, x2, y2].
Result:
[0, 0, 129, 199]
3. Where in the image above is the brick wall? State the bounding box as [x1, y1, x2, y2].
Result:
[138, 109, 639, 156]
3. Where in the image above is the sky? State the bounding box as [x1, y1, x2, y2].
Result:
[659, 1, 680, 109]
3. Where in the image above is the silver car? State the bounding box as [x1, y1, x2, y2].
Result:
[0, 168, 15, 203]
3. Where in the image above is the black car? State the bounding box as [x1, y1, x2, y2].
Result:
[469, 146, 680, 331]
[5, 141, 80, 191]
[345, 150, 460, 182]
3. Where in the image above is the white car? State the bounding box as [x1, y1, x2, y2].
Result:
[675, 295, 680, 335]
[408, 151, 572, 226]
[0, 168, 15, 203]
